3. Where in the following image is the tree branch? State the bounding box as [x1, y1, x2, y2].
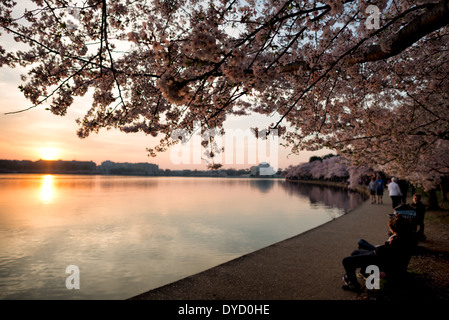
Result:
[348, 0, 449, 64]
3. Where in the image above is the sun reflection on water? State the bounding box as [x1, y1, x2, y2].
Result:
[40, 175, 55, 204]
[0, 176, 369, 299]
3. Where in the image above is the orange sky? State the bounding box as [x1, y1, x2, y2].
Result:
[0, 64, 330, 171]
[0, 2, 333, 171]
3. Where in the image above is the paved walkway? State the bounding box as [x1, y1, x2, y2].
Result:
[130, 191, 393, 300]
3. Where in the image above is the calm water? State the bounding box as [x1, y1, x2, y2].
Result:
[0, 174, 366, 300]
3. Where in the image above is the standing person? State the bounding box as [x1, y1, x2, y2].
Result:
[388, 177, 402, 209]
[375, 174, 385, 204]
[410, 184, 416, 198]
[368, 177, 378, 204]
[397, 179, 409, 204]
[411, 194, 427, 242]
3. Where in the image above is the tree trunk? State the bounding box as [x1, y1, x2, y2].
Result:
[427, 188, 440, 210]
[440, 177, 449, 205]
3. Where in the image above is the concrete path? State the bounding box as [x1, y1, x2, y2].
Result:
[130, 191, 393, 300]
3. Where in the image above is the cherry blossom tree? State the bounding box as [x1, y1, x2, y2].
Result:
[1, 0, 448, 189]
[284, 155, 375, 189]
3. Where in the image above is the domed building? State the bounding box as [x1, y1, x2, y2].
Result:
[250, 162, 276, 176]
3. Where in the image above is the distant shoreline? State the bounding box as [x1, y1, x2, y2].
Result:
[0, 171, 284, 179]
[0, 159, 281, 178]
[286, 178, 370, 197]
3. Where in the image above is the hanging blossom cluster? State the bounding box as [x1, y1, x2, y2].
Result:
[1, 0, 448, 189]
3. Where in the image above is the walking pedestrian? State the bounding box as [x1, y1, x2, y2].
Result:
[375, 174, 385, 204]
[388, 177, 402, 209]
[368, 177, 378, 204]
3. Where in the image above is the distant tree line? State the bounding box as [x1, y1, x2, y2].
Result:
[0, 159, 257, 178]
[0, 159, 96, 174]
[159, 168, 252, 177]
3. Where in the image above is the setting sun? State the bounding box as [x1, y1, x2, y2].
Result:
[39, 147, 60, 160]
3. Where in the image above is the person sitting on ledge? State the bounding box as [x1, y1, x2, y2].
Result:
[341, 214, 417, 291]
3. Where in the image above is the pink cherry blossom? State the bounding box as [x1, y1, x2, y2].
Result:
[1, 0, 448, 190]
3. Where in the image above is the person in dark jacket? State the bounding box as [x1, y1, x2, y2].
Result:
[341, 214, 417, 291]
[411, 194, 426, 241]
[397, 179, 409, 204]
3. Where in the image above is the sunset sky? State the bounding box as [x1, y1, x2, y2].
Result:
[0, 64, 333, 171]
[0, 1, 332, 172]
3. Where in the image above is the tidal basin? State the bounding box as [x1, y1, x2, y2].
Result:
[0, 174, 365, 299]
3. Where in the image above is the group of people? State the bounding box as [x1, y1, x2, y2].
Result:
[371, 175, 426, 240]
[342, 174, 428, 292]
[368, 174, 386, 204]
[368, 175, 410, 209]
